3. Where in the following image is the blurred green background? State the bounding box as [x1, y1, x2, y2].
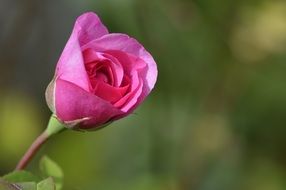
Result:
[1, 0, 286, 189]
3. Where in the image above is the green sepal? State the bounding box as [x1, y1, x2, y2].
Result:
[61, 117, 91, 131]
[45, 78, 56, 113]
[45, 116, 66, 137]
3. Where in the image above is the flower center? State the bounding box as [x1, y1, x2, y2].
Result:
[85, 61, 114, 87]
[82, 49, 131, 104]
[94, 64, 112, 84]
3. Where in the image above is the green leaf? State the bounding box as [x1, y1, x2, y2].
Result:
[2, 171, 40, 183]
[0, 183, 13, 190]
[0, 179, 15, 190]
[0, 178, 20, 190]
[37, 178, 55, 190]
[16, 182, 37, 190]
[39, 156, 63, 190]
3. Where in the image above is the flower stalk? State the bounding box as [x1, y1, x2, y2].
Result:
[15, 116, 66, 170]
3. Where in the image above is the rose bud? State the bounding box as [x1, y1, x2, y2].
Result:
[45, 12, 157, 130]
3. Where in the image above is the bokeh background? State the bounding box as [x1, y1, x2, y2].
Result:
[1, 0, 286, 189]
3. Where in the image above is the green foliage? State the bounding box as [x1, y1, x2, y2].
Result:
[39, 156, 63, 190]
[0, 177, 37, 190]
[16, 182, 37, 190]
[3, 171, 40, 183]
[37, 178, 56, 190]
[0, 156, 63, 190]
[1, 172, 38, 190]
[0, 178, 17, 190]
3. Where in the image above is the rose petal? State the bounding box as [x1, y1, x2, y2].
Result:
[83, 49, 124, 87]
[105, 50, 146, 77]
[75, 12, 109, 46]
[104, 51, 149, 113]
[55, 12, 109, 92]
[56, 29, 90, 91]
[93, 80, 129, 104]
[101, 53, 124, 87]
[55, 78, 122, 128]
[82, 33, 157, 93]
[114, 77, 143, 112]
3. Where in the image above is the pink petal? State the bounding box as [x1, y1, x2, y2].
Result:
[114, 77, 143, 112]
[92, 80, 129, 104]
[82, 33, 157, 93]
[105, 50, 147, 77]
[83, 49, 124, 87]
[75, 12, 109, 46]
[55, 12, 109, 92]
[101, 53, 124, 87]
[105, 50, 149, 113]
[55, 78, 122, 128]
[56, 30, 90, 91]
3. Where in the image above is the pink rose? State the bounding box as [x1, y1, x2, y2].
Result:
[45, 12, 157, 130]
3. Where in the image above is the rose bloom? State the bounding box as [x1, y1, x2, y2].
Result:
[46, 12, 157, 130]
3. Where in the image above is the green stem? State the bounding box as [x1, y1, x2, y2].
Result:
[15, 115, 66, 170]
